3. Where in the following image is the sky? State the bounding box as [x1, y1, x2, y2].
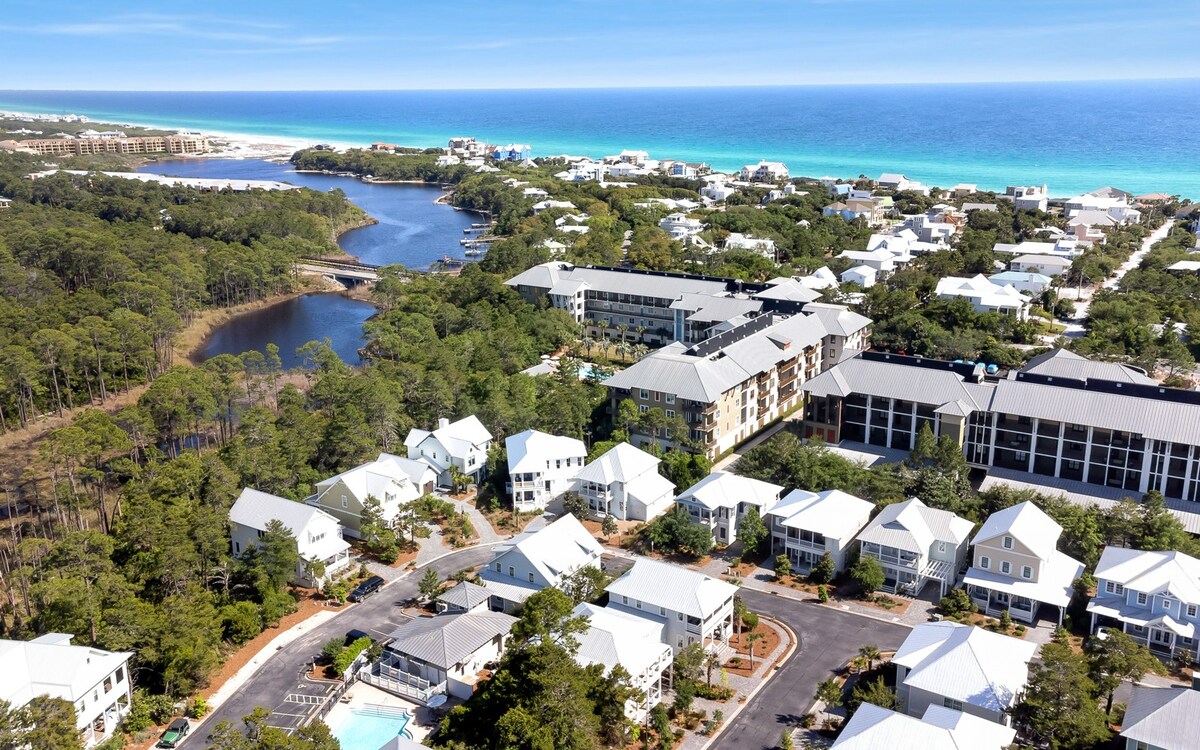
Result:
[2, 0, 1198, 91]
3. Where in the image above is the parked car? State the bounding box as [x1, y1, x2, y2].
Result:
[157, 718, 190, 748]
[344, 628, 371, 646]
[348, 575, 385, 602]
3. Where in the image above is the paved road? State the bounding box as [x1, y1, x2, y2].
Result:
[183, 545, 497, 746]
[709, 590, 910, 750]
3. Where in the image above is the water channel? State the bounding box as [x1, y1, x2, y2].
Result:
[141, 159, 477, 367]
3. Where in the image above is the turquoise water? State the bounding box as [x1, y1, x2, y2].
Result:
[331, 708, 411, 750]
[2, 82, 1198, 196]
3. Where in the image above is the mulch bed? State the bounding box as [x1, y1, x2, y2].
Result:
[723, 621, 783, 677]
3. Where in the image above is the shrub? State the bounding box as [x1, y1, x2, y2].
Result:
[818, 584, 830, 603]
[187, 697, 209, 719]
[810, 551, 837, 584]
[332, 636, 372, 674]
[775, 554, 791, 580]
[219, 601, 263, 645]
[146, 693, 177, 725]
[321, 637, 344, 662]
[260, 589, 297, 627]
[799, 713, 816, 729]
[850, 555, 885, 595]
[123, 691, 154, 733]
[938, 588, 975, 617]
[999, 610, 1013, 632]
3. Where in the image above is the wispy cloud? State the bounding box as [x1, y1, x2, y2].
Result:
[0, 14, 346, 50]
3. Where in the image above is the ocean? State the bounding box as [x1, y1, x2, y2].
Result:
[1, 81, 1197, 197]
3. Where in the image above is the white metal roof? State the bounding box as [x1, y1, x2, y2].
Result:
[605, 558, 737, 619]
[571, 603, 670, 679]
[490, 514, 603, 587]
[857, 497, 972, 554]
[768, 489, 875, 541]
[1093, 547, 1200, 603]
[972, 501, 1062, 561]
[314, 454, 423, 508]
[894, 622, 1036, 714]
[833, 703, 1015, 750]
[231, 487, 335, 538]
[0, 635, 132, 707]
[1121, 686, 1200, 750]
[505, 429, 586, 475]
[577, 442, 660, 486]
[964, 550, 1084, 608]
[675, 471, 782, 513]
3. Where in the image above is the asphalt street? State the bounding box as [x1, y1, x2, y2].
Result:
[181, 545, 497, 746]
[709, 590, 911, 750]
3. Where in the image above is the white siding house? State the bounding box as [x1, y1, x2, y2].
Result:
[833, 703, 1016, 750]
[505, 429, 587, 512]
[605, 558, 737, 654]
[572, 603, 674, 723]
[404, 415, 494, 488]
[576, 443, 676, 522]
[0, 634, 133, 748]
[674, 471, 783, 546]
[767, 489, 874, 574]
[229, 488, 351, 587]
[375, 611, 517, 702]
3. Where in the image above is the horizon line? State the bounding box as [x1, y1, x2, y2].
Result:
[2, 75, 1199, 94]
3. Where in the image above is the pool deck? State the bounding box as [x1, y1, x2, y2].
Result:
[324, 682, 432, 745]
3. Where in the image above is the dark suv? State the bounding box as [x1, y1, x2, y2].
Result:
[348, 575, 385, 602]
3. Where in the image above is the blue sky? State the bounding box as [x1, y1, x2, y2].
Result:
[3, 0, 1198, 90]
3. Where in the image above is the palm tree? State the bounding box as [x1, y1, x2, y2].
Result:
[858, 644, 881, 672]
[746, 631, 765, 670]
[705, 652, 721, 686]
[580, 334, 596, 356]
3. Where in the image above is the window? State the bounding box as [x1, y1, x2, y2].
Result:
[528, 572, 534, 583]
[636, 599, 642, 609]
[115, 667, 124, 683]
[943, 698, 963, 711]
[678, 612, 684, 621]
[666, 395, 675, 405]
[640, 389, 649, 400]
[639, 405, 649, 414]
[1105, 581, 1124, 596]
[660, 607, 666, 615]
[508, 566, 515, 577]
[1001, 561, 1012, 575]
[1137, 592, 1148, 606]
[104, 676, 112, 693]
[234, 541, 241, 554]
[666, 409, 675, 418]
[495, 562, 501, 572]
[980, 556, 990, 570]
[622, 596, 629, 605]
[1002, 536, 1013, 549]
[341, 494, 348, 509]
[1022, 566, 1033, 580]
[1188, 604, 1198, 618]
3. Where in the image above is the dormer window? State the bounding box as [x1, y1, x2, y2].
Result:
[1002, 536, 1014, 549]
[1137, 592, 1148, 606]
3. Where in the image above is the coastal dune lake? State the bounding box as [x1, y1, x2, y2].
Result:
[143, 159, 476, 366]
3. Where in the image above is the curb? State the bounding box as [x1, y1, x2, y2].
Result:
[699, 615, 800, 750]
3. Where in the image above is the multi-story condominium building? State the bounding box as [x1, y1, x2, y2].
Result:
[504, 429, 587, 512]
[1, 634, 133, 748]
[305, 452, 435, 539]
[575, 442, 676, 521]
[740, 160, 789, 182]
[833, 703, 1016, 750]
[605, 558, 738, 653]
[674, 471, 783, 546]
[404, 415, 493, 488]
[800, 303, 872, 365]
[1087, 547, 1200, 663]
[767, 489, 874, 575]
[0, 134, 208, 156]
[800, 349, 1200, 528]
[1120, 684, 1200, 750]
[229, 488, 351, 587]
[856, 497, 972, 597]
[962, 501, 1084, 625]
[603, 313, 829, 459]
[572, 603, 674, 723]
[894, 622, 1036, 726]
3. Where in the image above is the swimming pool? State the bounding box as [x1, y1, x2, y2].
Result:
[331, 705, 411, 750]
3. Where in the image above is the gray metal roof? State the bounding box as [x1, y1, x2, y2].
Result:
[1020, 348, 1155, 385]
[506, 262, 728, 301]
[800, 303, 872, 338]
[802, 355, 990, 410]
[1122, 686, 1200, 750]
[385, 611, 516, 670]
[989, 378, 1200, 445]
[436, 581, 491, 611]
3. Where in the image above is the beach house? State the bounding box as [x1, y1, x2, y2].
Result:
[306, 453, 435, 539]
[404, 415, 494, 488]
[373, 611, 517, 702]
[1003, 185, 1049, 212]
[1, 634, 133, 748]
[856, 497, 972, 597]
[934, 275, 1031, 319]
[575, 442, 676, 521]
[832, 703, 1016, 750]
[229, 488, 351, 587]
[840, 264, 877, 288]
[893, 622, 1037, 726]
[962, 501, 1085, 625]
[605, 558, 738, 653]
[1087, 547, 1200, 663]
[767, 489, 874, 575]
[1009, 253, 1073, 277]
[740, 160, 789, 182]
[572, 603, 674, 723]
[504, 429, 587, 512]
[478, 514, 603, 613]
[1119, 684, 1200, 750]
[673, 471, 783, 546]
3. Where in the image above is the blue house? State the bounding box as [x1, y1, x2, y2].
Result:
[493, 143, 532, 161]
